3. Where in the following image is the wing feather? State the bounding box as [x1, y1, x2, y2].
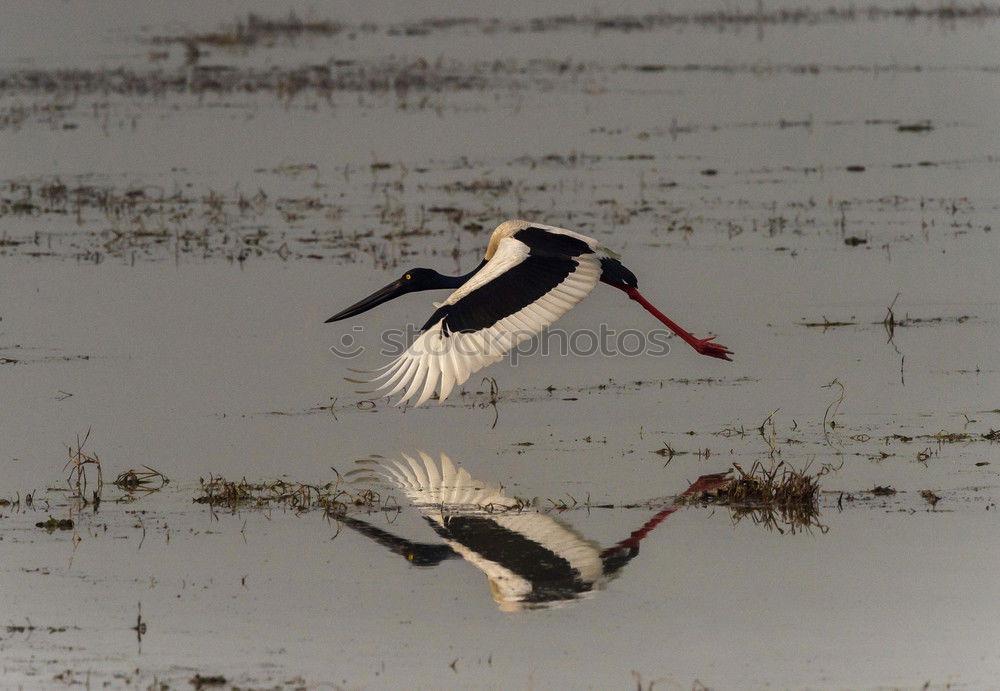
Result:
[399, 353, 429, 405]
[385, 356, 417, 395]
[438, 351, 457, 402]
[415, 356, 441, 407]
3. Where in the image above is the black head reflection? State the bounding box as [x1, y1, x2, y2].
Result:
[341, 452, 729, 611]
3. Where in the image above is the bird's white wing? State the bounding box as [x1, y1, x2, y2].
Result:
[364, 236, 601, 406]
[377, 451, 516, 510]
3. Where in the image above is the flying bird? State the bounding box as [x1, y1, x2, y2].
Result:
[327, 220, 732, 406]
[345, 452, 728, 610]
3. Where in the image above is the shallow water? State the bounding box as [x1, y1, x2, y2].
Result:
[1, 1, 999, 689]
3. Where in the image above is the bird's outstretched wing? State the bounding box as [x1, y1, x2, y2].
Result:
[378, 451, 515, 509]
[363, 233, 601, 406]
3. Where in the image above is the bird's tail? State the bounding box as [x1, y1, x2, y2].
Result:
[599, 256, 638, 289]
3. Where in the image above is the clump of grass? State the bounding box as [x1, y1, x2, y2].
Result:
[720, 461, 821, 505]
[113, 466, 170, 494]
[193, 475, 384, 516]
[685, 460, 826, 533]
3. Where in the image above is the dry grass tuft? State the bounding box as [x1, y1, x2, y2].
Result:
[684, 460, 827, 533]
[721, 461, 821, 505]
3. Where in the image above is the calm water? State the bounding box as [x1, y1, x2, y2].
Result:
[1, 1, 998, 688]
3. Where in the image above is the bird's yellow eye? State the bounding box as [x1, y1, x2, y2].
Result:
[405, 273, 412, 280]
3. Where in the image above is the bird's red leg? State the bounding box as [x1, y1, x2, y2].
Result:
[605, 506, 681, 552]
[601, 472, 730, 554]
[603, 281, 733, 361]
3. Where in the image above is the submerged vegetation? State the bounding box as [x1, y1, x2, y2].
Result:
[34, 516, 74, 531]
[0, 153, 988, 265]
[151, 4, 1000, 50]
[113, 466, 170, 494]
[193, 474, 390, 516]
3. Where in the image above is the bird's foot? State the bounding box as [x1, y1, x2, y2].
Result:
[689, 335, 733, 361]
[684, 472, 731, 496]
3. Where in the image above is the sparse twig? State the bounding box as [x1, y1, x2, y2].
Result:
[63, 428, 103, 502]
[480, 376, 500, 429]
[757, 408, 779, 456]
[821, 379, 845, 446]
[883, 292, 901, 347]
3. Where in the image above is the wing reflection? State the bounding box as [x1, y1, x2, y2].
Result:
[342, 452, 727, 611]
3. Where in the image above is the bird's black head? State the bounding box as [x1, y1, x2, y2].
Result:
[325, 268, 448, 323]
[405, 544, 458, 567]
[398, 267, 442, 291]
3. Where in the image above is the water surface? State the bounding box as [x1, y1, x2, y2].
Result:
[1, 1, 998, 688]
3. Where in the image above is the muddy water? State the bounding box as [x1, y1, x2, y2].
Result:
[2, 2, 999, 689]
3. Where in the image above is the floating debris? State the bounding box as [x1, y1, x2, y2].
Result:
[924, 431, 972, 443]
[897, 121, 934, 132]
[799, 317, 858, 328]
[189, 674, 227, 689]
[35, 517, 74, 531]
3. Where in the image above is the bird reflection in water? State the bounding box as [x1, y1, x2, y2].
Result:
[341, 452, 727, 611]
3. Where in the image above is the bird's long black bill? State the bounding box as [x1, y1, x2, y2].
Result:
[325, 279, 406, 323]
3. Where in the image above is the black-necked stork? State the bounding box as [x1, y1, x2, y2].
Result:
[344, 452, 728, 610]
[326, 220, 733, 406]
